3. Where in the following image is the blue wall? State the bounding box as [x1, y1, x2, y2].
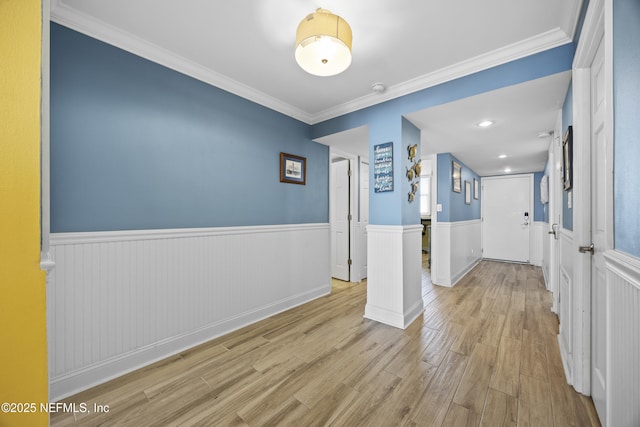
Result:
[561, 83, 573, 231]
[311, 44, 575, 141]
[436, 153, 481, 222]
[401, 118, 421, 224]
[310, 43, 574, 226]
[533, 171, 545, 222]
[613, 0, 640, 257]
[50, 24, 328, 232]
[542, 162, 550, 223]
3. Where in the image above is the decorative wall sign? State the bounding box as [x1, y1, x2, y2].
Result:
[280, 152, 306, 185]
[374, 142, 394, 193]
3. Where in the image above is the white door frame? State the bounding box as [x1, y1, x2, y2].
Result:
[570, 0, 613, 395]
[547, 120, 562, 313]
[330, 148, 360, 282]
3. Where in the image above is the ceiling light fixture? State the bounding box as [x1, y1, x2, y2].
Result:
[504, 167, 512, 173]
[477, 120, 495, 128]
[498, 154, 507, 159]
[295, 8, 352, 77]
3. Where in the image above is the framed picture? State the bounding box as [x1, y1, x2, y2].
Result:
[473, 178, 479, 200]
[465, 180, 471, 204]
[280, 152, 306, 185]
[452, 161, 462, 193]
[563, 126, 573, 191]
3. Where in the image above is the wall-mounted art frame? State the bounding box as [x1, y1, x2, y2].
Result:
[465, 180, 471, 204]
[280, 152, 306, 185]
[452, 161, 462, 193]
[562, 126, 573, 191]
[473, 178, 479, 200]
[374, 142, 394, 193]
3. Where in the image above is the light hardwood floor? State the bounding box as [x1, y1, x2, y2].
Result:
[51, 258, 601, 426]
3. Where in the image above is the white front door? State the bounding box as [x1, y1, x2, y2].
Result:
[590, 34, 608, 423]
[482, 175, 532, 263]
[331, 159, 350, 281]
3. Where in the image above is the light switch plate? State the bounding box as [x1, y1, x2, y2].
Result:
[436, 204, 443, 212]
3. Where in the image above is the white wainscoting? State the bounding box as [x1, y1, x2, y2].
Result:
[365, 224, 423, 329]
[432, 220, 481, 287]
[353, 221, 368, 282]
[530, 221, 545, 267]
[557, 229, 575, 385]
[48, 223, 330, 401]
[603, 250, 640, 427]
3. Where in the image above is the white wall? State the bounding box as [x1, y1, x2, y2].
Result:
[48, 224, 330, 400]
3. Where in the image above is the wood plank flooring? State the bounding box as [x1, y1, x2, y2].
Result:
[51, 258, 601, 426]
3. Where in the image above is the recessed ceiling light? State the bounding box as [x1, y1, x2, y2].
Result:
[504, 167, 512, 173]
[477, 120, 494, 128]
[498, 154, 507, 159]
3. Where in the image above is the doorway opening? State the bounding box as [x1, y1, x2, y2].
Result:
[329, 148, 368, 284]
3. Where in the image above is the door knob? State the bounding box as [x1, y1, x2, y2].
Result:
[579, 243, 595, 254]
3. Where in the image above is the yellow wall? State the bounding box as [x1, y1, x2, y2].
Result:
[0, 1, 48, 426]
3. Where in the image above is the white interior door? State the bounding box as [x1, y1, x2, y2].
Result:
[590, 34, 608, 423]
[482, 175, 532, 263]
[331, 159, 350, 281]
[359, 161, 369, 279]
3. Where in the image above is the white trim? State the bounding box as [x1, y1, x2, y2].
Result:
[51, 0, 570, 125]
[569, 0, 606, 396]
[604, 250, 640, 290]
[50, 223, 328, 245]
[312, 29, 571, 124]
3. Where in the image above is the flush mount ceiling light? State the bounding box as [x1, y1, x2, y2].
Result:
[295, 8, 352, 77]
[498, 154, 507, 159]
[477, 120, 495, 128]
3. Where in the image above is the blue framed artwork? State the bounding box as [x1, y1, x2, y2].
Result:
[280, 152, 306, 185]
[374, 142, 393, 193]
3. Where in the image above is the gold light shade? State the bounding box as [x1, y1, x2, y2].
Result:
[295, 9, 352, 77]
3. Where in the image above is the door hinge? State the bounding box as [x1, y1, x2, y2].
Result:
[348, 259, 352, 265]
[348, 169, 352, 177]
[348, 214, 352, 221]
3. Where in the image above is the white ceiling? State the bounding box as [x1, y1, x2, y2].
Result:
[51, 0, 581, 175]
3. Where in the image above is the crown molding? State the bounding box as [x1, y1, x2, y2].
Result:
[310, 28, 572, 124]
[51, 0, 314, 124]
[51, 0, 571, 127]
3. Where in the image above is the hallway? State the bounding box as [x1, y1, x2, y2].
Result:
[52, 261, 600, 426]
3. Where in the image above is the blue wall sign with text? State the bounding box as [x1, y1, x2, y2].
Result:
[374, 142, 393, 193]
